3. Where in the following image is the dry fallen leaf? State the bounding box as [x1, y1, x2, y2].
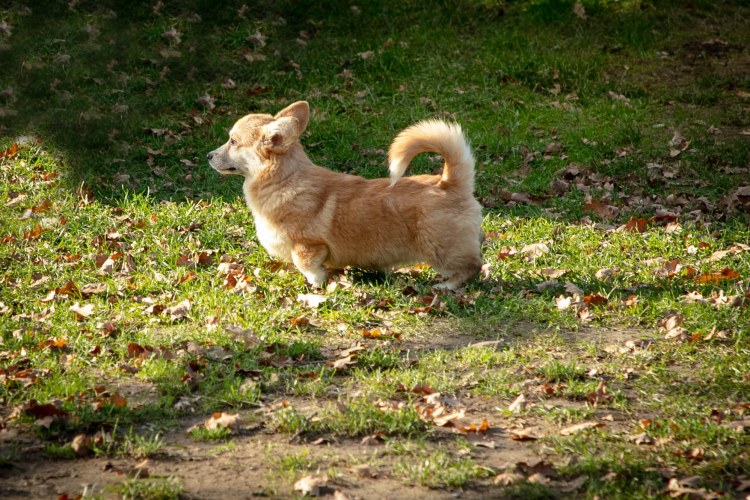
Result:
[582, 198, 618, 219]
[297, 293, 328, 308]
[164, 299, 191, 320]
[333, 490, 352, 500]
[660, 314, 689, 340]
[494, 471, 525, 485]
[70, 433, 92, 457]
[204, 412, 241, 433]
[573, 2, 587, 19]
[69, 302, 94, 318]
[560, 421, 605, 436]
[594, 267, 618, 283]
[130, 459, 151, 479]
[536, 280, 560, 292]
[294, 475, 327, 497]
[563, 281, 584, 296]
[432, 409, 466, 427]
[560, 475, 589, 493]
[509, 428, 538, 441]
[587, 380, 611, 406]
[347, 463, 378, 478]
[541, 268, 567, 279]
[667, 477, 711, 499]
[520, 242, 549, 258]
[555, 295, 576, 310]
[195, 93, 215, 110]
[508, 394, 526, 412]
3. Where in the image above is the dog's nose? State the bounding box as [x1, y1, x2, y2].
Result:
[206, 152, 214, 160]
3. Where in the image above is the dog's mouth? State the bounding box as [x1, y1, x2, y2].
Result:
[212, 165, 239, 174]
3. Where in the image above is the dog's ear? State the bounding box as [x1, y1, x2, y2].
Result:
[261, 117, 300, 154]
[274, 101, 309, 135]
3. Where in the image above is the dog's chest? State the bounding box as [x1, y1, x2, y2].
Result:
[254, 215, 293, 261]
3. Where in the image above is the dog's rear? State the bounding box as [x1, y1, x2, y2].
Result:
[387, 120, 484, 288]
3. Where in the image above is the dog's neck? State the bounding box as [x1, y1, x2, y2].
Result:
[242, 142, 315, 218]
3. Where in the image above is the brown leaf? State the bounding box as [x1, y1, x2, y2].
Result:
[130, 459, 151, 479]
[119, 363, 141, 374]
[410, 381, 435, 395]
[97, 254, 116, 275]
[163, 299, 191, 320]
[560, 421, 605, 436]
[544, 141, 563, 155]
[582, 198, 618, 219]
[667, 477, 709, 498]
[431, 409, 466, 427]
[327, 355, 356, 370]
[23, 224, 45, 239]
[587, 380, 611, 406]
[563, 281, 584, 296]
[594, 268, 618, 282]
[573, 2, 587, 19]
[622, 217, 649, 233]
[347, 464, 378, 478]
[520, 242, 549, 258]
[560, 475, 589, 493]
[109, 393, 127, 408]
[494, 471, 525, 485]
[695, 268, 740, 284]
[204, 412, 241, 432]
[70, 433, 92, 457]
[22, 399, 68, 418]
[509, 428, 538, 441]
[542, 268, 567, 279]
[583, 293, 608, 307]
[32, 199, 53, 212]
[80, 282, 106, 296]
[294, 475, 327, 497]
[508, 394, 526, 412]
[555, 295, 576, 310]
[195, 94, 215, 110]
[69, 302, 94, 318]
[297, 293, 328, 308]
[333, 490, 352, 500]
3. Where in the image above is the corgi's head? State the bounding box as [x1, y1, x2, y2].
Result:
[206, 101, 309, 178]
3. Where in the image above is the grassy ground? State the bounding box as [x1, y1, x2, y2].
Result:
[1, 0, 750, 498]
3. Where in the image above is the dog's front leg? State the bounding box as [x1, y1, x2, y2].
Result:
[292, 244, 329, 288]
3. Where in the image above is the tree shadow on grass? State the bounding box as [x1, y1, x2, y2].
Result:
[4, 0, 739, 207]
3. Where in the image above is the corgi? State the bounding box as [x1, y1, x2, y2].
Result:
[207, 101, 484, 289]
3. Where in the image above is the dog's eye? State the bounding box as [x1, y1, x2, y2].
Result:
[230, 138, 237, 147]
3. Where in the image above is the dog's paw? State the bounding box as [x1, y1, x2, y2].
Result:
[303, 273, 327, 289]
[432, 282, 458, 291]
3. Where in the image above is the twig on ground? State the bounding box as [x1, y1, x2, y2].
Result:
[203, 355, 232, 365]
[288, 412, 318, 444]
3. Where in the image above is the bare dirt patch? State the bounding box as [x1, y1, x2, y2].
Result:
[0, 419, 543, 500]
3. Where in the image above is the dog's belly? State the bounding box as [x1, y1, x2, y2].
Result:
[254, 215, 293, 261]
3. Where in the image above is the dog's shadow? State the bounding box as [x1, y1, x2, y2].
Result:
[337, 268, 389, 287]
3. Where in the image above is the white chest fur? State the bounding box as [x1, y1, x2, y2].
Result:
[253, 214, 293, 262]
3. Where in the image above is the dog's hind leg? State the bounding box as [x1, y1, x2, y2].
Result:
[431, 247, 483, 290]
[292, 244, 329, 288]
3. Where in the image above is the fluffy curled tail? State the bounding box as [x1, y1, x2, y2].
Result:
[388, 120, 475, 192]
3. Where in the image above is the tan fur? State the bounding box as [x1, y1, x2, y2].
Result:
[207, 101, 484, 289]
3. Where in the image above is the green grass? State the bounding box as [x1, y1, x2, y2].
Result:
[109, 476, 183, 500]
[1, 0, 750, 497]
[273, 399, 428, 438]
